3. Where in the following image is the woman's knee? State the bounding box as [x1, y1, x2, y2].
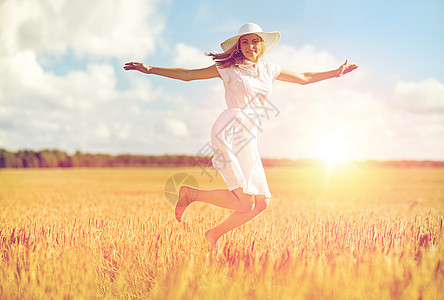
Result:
[255, 196, 269, 212]
[233, 189, 255, 212]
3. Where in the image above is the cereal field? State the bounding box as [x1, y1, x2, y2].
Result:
[1, 166, 443, 299]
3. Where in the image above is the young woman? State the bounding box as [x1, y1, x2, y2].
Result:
[124, 23, 358, 248]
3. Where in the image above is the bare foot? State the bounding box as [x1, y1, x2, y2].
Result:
[204, 229, 220, 248]
[175, 186, 193, 222]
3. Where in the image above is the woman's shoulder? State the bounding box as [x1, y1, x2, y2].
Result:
[257, 61, 281, 80]
[259, 60, 280, 68]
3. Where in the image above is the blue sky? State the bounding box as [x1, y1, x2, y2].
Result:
[1, 0, 443, 160]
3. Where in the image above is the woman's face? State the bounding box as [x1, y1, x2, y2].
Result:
[239, 33, 262, 63]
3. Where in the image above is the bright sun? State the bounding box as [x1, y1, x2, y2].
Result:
[315, 134, 354, 164]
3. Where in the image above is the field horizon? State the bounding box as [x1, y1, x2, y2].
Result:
[2, 147, 444, 169]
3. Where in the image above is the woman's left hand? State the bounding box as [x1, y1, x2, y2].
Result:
[337, 60, 359, 77]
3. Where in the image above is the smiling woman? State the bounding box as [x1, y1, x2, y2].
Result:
[238, 34, 265, 63]
[124, 23, 358, 250]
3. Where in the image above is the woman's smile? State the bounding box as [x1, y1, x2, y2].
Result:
[239, 33, 262, 62]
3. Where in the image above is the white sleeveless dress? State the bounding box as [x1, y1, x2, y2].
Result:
[211, 60, 281, 199]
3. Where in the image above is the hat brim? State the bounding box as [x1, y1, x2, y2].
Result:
[220, 31, 281, 54]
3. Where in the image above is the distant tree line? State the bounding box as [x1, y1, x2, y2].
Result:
[1, 148, 443, 168]
[0, 149, 213, 168]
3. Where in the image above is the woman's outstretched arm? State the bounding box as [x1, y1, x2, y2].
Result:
[277, 60, 358, 85]
[123, 62, 220, 81]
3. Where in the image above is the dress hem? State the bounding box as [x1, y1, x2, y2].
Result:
[227, 185, 272, 199]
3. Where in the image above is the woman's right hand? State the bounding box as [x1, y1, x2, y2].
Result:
[123, 63, 219, 81]
[123, 62, 151, 74]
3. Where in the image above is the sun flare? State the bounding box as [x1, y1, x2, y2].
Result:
[315, 134, 354, 164]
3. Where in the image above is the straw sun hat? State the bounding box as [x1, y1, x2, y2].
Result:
[220, 23, 281, 54]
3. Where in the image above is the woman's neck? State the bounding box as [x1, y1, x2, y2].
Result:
[241, 58, 259, 65]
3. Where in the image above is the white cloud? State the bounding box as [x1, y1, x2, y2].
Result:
[173, 43, 214, 68]
[0, 0, 166, 58]
[0, 43, 218, 155]
[94, 123, 111, 140]
[0, 39, 170, 154]
[0, 0, 176, 154]
[265, 43, 340, 71]
[393, 78, 444, 112]
[163, 118, 188, 137]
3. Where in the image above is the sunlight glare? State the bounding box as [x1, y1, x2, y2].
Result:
[316, 134, 354, 165]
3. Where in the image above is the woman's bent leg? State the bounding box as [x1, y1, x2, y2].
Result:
[205, 196, 269, 247]
[175, 186, 255, 221]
